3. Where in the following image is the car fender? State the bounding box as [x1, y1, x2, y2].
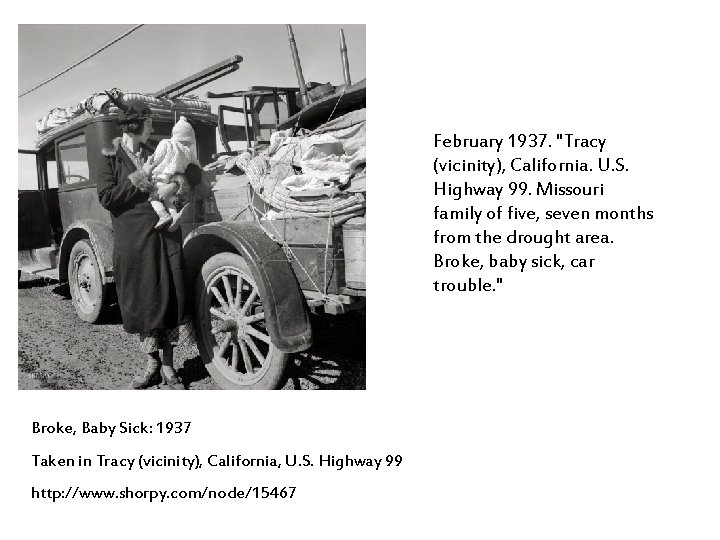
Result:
[184, 221, 312, 353]
[58, 220, 114, 283]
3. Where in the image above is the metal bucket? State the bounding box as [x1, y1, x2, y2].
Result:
[342, 217, 366, 289]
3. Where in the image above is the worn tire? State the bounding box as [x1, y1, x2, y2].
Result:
[194, 252, 289, 390]
[68, 240, 107, 323]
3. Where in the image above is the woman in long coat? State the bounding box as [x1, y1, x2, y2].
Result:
[96, 100, 197, 389]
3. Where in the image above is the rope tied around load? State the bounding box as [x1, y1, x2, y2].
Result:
[244, 204, 342, 307]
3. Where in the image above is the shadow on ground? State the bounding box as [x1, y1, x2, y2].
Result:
[287, 311, 366, 390]
[175, 310, 367, 390]
[177, 355, 211, 386]
[19, 277, 58, 290]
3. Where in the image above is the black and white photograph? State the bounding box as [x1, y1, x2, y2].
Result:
[18, 24, 366, 390]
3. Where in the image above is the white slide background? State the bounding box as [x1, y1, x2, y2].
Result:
[6, 2, 719, 539]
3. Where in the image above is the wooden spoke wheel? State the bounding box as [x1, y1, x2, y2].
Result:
[68, 240, 107, 323]
[195, 252, 289, 389]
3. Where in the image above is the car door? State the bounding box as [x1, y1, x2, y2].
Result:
[18, 148, 60, 251]
[56, 130, 111, 229]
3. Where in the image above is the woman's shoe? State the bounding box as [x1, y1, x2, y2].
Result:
[129, 371, 162, 390]
[161, 370, 185, 390]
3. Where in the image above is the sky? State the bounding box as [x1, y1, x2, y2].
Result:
[17, 24, 366, 188]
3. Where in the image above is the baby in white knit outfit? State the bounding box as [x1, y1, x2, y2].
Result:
[144, 116, 198, 231]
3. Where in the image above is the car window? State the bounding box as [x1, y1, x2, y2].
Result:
[58, 134, 90, 185]
[18, 153, 37, 190]
[17, 149, 58, 190]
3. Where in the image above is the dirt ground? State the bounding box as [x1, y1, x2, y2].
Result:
[18, 274, 366, 390]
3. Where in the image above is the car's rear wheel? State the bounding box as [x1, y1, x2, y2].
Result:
[194, 252, 289, 390]
[68, 240, 106, 323]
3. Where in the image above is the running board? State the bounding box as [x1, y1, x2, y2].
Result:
[19, 265, 59, 281]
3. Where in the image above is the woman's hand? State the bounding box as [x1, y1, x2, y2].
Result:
[143, 158, 155, 174]
[156, 182, 179, 201]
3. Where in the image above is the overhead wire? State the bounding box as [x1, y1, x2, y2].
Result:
[18, 24, 144, 99]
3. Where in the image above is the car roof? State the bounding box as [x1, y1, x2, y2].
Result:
[36, 108, 217, 149]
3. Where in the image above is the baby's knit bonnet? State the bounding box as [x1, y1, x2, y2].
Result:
[172, 116, 196, 144]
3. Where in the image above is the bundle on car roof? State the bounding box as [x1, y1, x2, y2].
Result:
[35, 88, 216, 147]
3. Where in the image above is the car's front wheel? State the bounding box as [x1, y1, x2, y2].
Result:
[194, 252, 289, 390]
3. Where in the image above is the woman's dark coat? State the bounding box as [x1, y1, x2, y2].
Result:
[95, 137, 187, 334]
